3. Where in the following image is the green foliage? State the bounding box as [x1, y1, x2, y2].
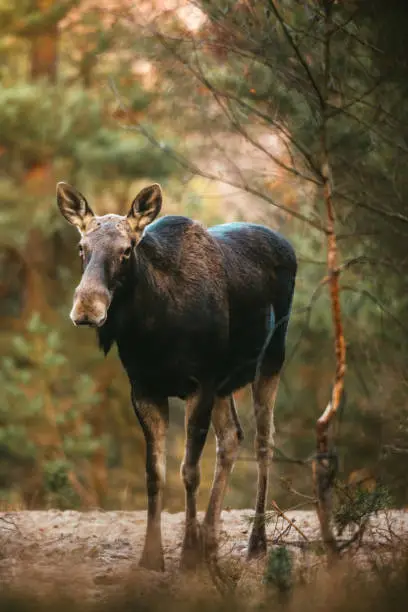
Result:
[42, 458, 80, 508]
[263, 546, 293, 592]
[334, 483, 392, 534]
[0, 0, 80, 38]
[0, 82, 177, 180]
[43, 458, 71, 493]
[75, 127, 177, 180]
[0, 312, 107, 508]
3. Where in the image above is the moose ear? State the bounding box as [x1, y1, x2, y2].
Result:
[56, 182, 95, 234]
[127, 184, 162, 234]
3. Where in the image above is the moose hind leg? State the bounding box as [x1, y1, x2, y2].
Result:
[180, 387, 214, 570]
[202, 395, 243, 558]
[248, 374, 280, 559]
[132, 394, 169, 571]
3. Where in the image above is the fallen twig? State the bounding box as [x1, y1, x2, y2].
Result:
[270, 501, 310, 542]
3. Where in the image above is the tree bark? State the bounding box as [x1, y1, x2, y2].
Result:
[312, 0, 347, 562]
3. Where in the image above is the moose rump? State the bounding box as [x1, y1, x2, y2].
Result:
[56, 181, 297, 571]
[209, 222, 296, 397]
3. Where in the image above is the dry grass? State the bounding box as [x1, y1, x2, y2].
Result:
[0, 509, 407, 611]
[1, 554, 408, 612]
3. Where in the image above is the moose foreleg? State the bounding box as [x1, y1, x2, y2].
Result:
[181, 387, 214, 570]
[132, 393, 169, 571]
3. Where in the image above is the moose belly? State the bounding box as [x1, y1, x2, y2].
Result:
[115, 304, 271, 401]
[116, 331, 224, 401]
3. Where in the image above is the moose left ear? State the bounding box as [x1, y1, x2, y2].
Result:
[56, 182, 95, 234]
[127, 184, 162, 234]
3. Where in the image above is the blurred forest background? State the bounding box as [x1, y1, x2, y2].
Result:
[1, 0, 408, 513]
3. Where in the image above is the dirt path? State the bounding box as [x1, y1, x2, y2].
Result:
[0, 509, 407, 602]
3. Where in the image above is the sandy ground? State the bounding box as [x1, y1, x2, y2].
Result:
[0, 509, 407, 602]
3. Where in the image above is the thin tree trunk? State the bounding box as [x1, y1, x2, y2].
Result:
[312, 0, 347, 561]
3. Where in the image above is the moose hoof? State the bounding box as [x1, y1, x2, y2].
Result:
[180, 524, 203, 571]
[139, 548, 165, 572]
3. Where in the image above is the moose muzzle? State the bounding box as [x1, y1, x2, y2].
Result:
[70, 286, 111, 328]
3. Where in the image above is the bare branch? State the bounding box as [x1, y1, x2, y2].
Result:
[223, 96, 321, 186]
[341, 285, 408, 336]
[284, 274, 330, 370]
[339, 107, 408, 156]
[149, 25, 323, 180]
[335, 190, 408, 226]
[108, 78, 327, 233]
[328, 78, 383, 118]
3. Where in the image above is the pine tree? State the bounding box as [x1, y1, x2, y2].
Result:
[0, 0, 179, 509]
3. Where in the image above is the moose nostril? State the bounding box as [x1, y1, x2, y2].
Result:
[71, 312, 107, 328]
[75, 316, 91, 327]
[72, 313, 91, 326]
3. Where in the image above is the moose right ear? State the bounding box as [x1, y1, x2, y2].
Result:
[56, 182, 95, 234]
[127, 184, 162, 234]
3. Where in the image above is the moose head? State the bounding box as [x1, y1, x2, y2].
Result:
[56, 182, 162, 327]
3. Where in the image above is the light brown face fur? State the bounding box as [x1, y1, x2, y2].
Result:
[69, 215, 132, 327]
[56, 182, 162, 327]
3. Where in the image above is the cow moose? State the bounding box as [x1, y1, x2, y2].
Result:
[56, 181, 297, 571]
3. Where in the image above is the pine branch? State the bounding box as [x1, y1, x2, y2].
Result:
[267, 0, 325, 109]
[328, 78, 383, 118]
[150, 26, 324, 180]
[341, 285, 408, 336]
[339, 107, 408, 156]
[189, 35, 321, 186]
[335, 190, 408, 226]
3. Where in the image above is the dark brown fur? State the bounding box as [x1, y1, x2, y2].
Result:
[56, 182, 297, 570]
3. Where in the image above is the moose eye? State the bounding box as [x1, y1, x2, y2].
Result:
[78, 245, 84, 257]
[121, 247, 132, 260]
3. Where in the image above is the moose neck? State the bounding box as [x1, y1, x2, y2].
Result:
[95, 241, 159, 355]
